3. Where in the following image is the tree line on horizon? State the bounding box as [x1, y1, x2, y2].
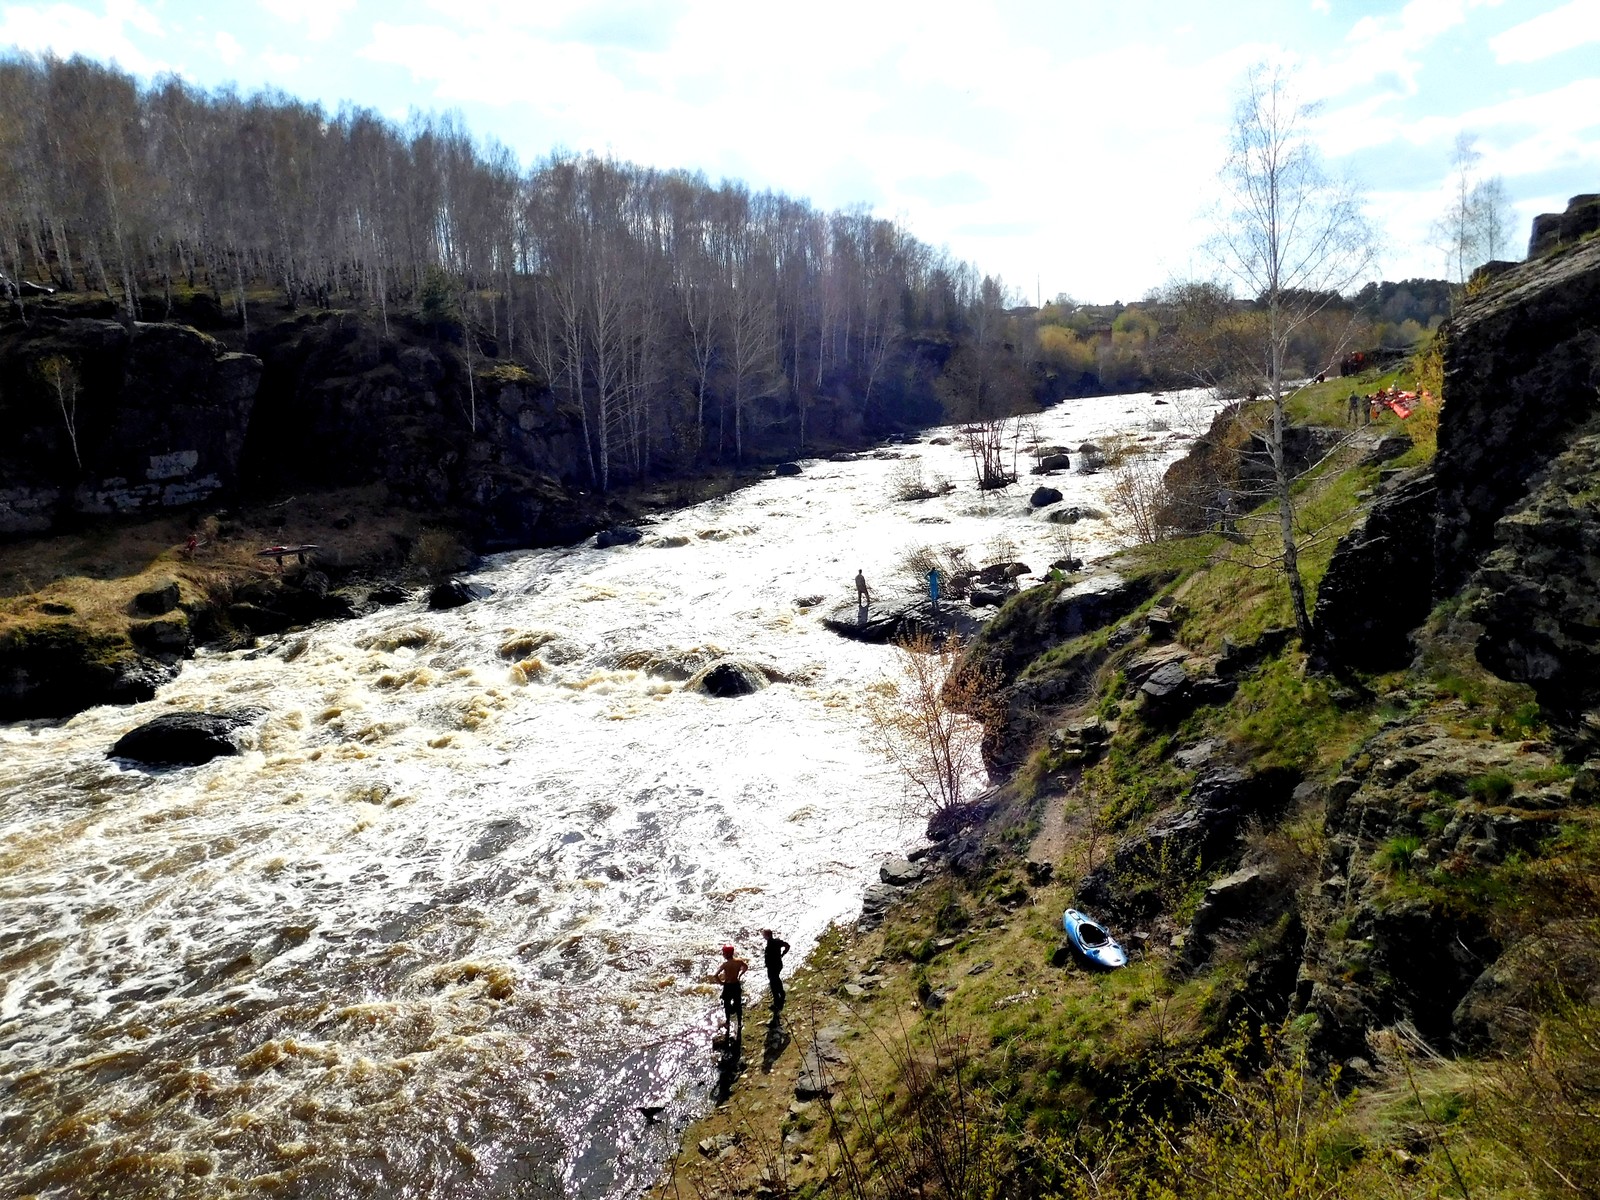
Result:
[0, 54, 1465, 493]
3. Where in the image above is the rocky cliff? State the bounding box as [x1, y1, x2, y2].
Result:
[0, 318, 260, 535]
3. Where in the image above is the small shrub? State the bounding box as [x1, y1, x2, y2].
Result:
[1467, 771, 1514, 804]
[1378, 834, 1423, 876]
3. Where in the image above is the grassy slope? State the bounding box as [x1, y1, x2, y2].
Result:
[655, 358, 1600, 1199]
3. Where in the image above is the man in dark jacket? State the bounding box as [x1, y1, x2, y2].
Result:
[762, 929, 791, 1010]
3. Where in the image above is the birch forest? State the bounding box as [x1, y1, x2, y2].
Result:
[0, 55, 1038, 488]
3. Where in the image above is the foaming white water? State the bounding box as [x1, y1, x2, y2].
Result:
[0, 392, 1205, 1197]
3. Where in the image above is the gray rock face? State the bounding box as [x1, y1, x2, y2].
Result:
[1313, 468, 1437, 672]
[1079, 766, 1301, 917]
[1528, 192, 1600, 258]
[1433, 232, 1600, 593]
[133, 581, 181, 615]
[879, 857, 924, 886]
[109, 708, 266, 766]
[1472, 429, 1600, 732]
[129, 616, 191, 657]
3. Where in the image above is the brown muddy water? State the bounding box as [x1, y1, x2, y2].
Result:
[0, 393, 1203, 1197]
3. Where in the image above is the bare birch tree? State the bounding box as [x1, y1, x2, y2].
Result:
[1209, 63, 1375, 643]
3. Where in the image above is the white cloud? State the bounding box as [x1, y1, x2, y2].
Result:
[259, 0, 355, 43]
[214, 30, 242, 66]
[260, 49, 304, 77]
[0, 1, 166, 75]
[1489, 0, 1600, 62]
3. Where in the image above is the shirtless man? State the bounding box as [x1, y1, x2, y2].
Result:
[708, 945, 749, 1035]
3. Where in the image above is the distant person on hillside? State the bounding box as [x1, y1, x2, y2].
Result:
[855, 570, 871, 607]
[761, 929, 791, 1010]
[1347, 392, 1361, 425]
[707, 945, 749, 1036]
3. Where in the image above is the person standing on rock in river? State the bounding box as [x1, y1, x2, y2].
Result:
[855, 569, 871, 607]
[761, 929, 791, 1010]
[707, 945, 749, 1036]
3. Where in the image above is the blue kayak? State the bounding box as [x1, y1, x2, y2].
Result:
[1063, 908, 1127, 970]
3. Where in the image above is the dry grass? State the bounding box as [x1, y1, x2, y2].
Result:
[0, 485, 422, 641]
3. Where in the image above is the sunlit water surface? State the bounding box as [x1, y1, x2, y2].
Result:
[0, 393, 1205, 1198]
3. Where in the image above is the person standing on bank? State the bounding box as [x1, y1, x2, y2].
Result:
[855, 569, 871, 607]
[707, 945, 749, 1036]
[762, 929, 791, 1010]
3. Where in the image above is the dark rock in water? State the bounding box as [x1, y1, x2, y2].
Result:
[133, 580, 181, 615]
[427, 579, 490, 610]
[821, 598, 983, 644]
[369, 584, 408, 606]
[969, 586, 1006, 608]
[129, 615, 192, 657]
[1050, 556, 1083, 572]
[775, 461, 803, 476]
[228, 602, 294, 634]
[975, 561, 1030, 585]
[686, 658, 768, 697]
[109, 708, 266, 766]
[1314, 468, 1436, 672]
[879, 857, 924, 886]
[595, 525, 643, 549]
[1030, 486, 1063, 507]
[1033, 453, 1071, 473]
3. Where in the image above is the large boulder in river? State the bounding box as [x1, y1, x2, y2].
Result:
[1030, 486, 1063, 508]
[428, 579, 490, 610]
[686, 658, 769, 697]
[595, 525, 643, 548]
[775, 461, 803, 476]
[821, 598, 984, 644]
[109, 707, 266, 766]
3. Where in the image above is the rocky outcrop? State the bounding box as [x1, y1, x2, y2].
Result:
[1433, 233, 1600, 594]
[108, 707, 266, 766]
[0, 318, 261, 534]
[962, 572, 1160, 683]
[1312, 467, 1437, 672]
[1528, 193, 1600, 259]
[1079, 765, 1301, 918]
[821, 599, 983, 645]
[1472, 426, 1600, 735]
[0, 622, 175, 721]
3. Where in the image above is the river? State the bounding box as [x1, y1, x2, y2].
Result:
[0, 391, 1203, 1198]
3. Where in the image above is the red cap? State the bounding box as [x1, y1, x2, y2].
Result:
[721, 945, 734, 955]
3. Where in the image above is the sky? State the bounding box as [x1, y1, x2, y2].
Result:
[2, 0, 1597, 302]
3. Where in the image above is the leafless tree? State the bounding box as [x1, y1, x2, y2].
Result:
[1208, 63, 1376, 642]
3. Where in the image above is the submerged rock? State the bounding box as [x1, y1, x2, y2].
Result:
[109, 708, 266, 766]
[685, 658, 769, 697]
[595, 525, 643, 548]
[427, 579, 491, 610]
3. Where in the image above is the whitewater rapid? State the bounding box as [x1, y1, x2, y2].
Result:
[0, 391, 1205, 1198]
